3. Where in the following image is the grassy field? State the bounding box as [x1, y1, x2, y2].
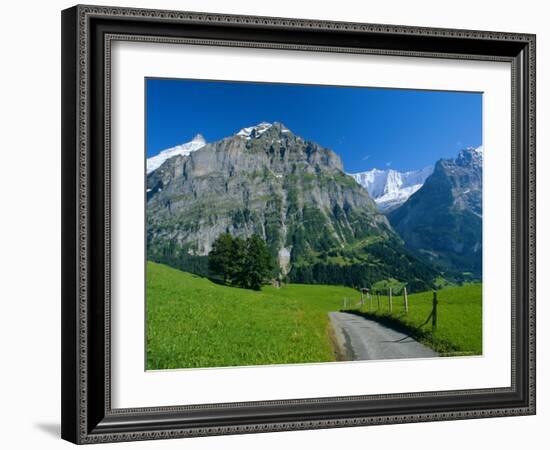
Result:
[353, 284, 482, 355]
[146, 261, 358, 369]
[146, 262, 482, 370]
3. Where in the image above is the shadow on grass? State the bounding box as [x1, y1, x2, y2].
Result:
[207, 276, 232, 287]
[207, 276, 264, 291]
[340, 309, 430, 343]
[338, 309, 463, 356]
[343, 309, 475, 356]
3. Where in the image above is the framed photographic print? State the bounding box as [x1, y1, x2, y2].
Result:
[61, 4, 536, 444]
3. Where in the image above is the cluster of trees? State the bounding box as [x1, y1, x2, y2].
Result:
[149, 232, 441, 293]
[289, 262, 433, 293]
[208, 233, 274, 290]
[288, 242, 437, 293]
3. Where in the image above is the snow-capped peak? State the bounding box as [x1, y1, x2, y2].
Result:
[349, 166, 433, 211]
[146, 134, 207, 174]
[237, 122, 273, 140]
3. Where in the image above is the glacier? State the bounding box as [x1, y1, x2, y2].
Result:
[349, 166, 433, 212]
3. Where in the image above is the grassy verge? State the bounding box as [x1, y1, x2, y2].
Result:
[146, 261, 358, 369]
[352, 284, 482, 355]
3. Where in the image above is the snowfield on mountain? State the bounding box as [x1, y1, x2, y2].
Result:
[349, 166, 433, 212]
[146, 133, 207, 174]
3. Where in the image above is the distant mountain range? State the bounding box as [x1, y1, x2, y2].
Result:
[349, 166, 433, 211]
[146, 122, 437, 290]
[389, 147, 483, 278]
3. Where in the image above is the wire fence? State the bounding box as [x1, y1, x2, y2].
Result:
[342, 287, 439, 331]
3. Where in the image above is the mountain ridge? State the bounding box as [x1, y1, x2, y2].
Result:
[146, 122, 437, 290]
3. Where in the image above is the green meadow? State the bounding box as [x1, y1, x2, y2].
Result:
[355, 284, 482, 355]
[146, 261, 356, 369]
[146, 262, 482, 370]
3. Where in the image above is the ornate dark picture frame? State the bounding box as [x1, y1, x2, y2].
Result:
[61, 4, 536, 444]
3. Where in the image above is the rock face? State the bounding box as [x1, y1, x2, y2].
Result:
[388, 147, 483, 278]
[146, 122, 437, 289]
[349, 166, 433, 212]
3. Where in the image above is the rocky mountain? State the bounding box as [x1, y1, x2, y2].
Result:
[146, 133, 206, 174]
[388, 147, 483, 278]
[350, 166, 433, 212]
[146, 122, 437, 290]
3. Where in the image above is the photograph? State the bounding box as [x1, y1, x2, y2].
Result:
[56, 3, 537, 445]
[145, 79, 483, 370]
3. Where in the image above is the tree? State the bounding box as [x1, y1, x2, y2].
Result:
[240, 234, 274, 290]
[208, 233, 273, 290]
[208, 233, 236, 283]
[229, 236, 246, 283]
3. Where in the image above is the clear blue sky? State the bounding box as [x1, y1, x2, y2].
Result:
[146, 78, 482, 172]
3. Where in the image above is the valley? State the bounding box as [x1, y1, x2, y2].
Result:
[146, 262, 482, 369]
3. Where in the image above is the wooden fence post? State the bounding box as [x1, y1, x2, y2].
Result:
[389, 287, 393, 312]
[432, 289, 438, 330]
[403, 287, 409, 313]
[369, 293, 372, 311]
[377, 292, 380, 310]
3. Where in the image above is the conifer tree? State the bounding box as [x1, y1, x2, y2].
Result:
[208, 233, 235, 283]
[241, 234, 274, 290]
